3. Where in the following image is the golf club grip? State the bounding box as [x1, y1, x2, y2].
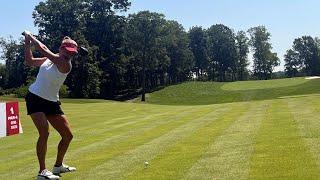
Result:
[21, 32, 29, 36]
[21, 30, 31, 36]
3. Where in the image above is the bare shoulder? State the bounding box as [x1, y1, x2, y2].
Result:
[55, 58, 72, 74]
[27, 57, 48, 67]
[49, 53, 65, 66]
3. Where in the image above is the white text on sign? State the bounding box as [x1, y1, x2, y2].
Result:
[8, 116, 18, 120]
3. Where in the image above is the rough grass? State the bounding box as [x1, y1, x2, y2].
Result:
[1, 77, 320, 179]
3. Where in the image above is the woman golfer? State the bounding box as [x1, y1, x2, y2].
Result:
[24, 31, 77, 180]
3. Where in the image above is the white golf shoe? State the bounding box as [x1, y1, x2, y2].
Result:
[37, 169, 60, 180]
[52, 163, 76, 175]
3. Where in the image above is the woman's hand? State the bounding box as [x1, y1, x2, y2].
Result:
[24, 32, 47, 67]
[27, 34, 59, 61]
[26, 34, 70, 73]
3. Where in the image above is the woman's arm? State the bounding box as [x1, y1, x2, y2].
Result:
[28, 34, 60, 62]
[24, 35, 47, 67]
[28, 34, 71, 73]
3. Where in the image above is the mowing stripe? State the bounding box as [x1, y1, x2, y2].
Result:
[0, 105, 192, 165]
[124, 102, 249, 180]
[0, 111, 175, 166]
[69, 103, 179, 133]
[0, 106, 198, 177]
[183, 101, 267, 180]
[249, 99, 320, 178]
[0, 111, 174, 163]
[82, 104, 238, 179]
[68, 106, 201, 157]
[70, 111, 181, 148]
[1, 105, 219, 178]
[287, 95, 320, 169]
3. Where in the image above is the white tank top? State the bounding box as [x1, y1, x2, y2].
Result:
[29, 59, 70, 102]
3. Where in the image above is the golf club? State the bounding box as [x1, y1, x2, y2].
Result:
[78, 46, 89, 56]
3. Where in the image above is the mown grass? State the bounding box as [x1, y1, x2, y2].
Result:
[145, 77, 320, 105]
[1, 77, 320, 179]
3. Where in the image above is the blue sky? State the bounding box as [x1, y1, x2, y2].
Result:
[1, 0, 320, 70]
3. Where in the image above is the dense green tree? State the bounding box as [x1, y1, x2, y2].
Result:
[0, 38, 27, 89]
[315, 37, 320, 55]
[127, 11, 167, 101]
[292, 36, 320, 76]
[84, 13, 128, 98]
[82, 0, 130, 98]
[248, 26, 279, 80]
[189, 26, 208, 80]
[235, 31, 250, 80]
[284, 49, 301, 77]
[316, 37, 320, 47]
[207, 24, 237, 81]
[165, 20, 194, 83]
[0, 63, 5, 89]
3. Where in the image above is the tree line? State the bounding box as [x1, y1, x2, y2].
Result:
[284, 36, 320, 77]
[0, 0, 318, 100]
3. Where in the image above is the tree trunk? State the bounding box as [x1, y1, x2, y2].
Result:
[141, 66, 146, 101]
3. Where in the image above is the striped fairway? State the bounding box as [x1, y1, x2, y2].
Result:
[183, 102, 267, 180]
[1, 78, 320, 179]
[249, 99, 319, 178]
[288, 96, 320, 170]
[125, 103, 248, 180]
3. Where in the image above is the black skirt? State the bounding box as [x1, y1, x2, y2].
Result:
[25, 91, 64, 116]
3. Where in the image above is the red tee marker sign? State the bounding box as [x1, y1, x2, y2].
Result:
[6, 102, 20, 136]
[0, 102, 23, 138]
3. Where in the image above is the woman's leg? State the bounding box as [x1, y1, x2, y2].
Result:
[47, 115, 73, 166]
[30, 112, 49, 172]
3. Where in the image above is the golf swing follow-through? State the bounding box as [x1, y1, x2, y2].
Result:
[23, 30, 80, 180]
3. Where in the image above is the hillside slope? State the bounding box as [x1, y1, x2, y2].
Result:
[145, 77, 320, 105]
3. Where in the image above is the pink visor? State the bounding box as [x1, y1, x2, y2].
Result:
[61, 42, 78, 54]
